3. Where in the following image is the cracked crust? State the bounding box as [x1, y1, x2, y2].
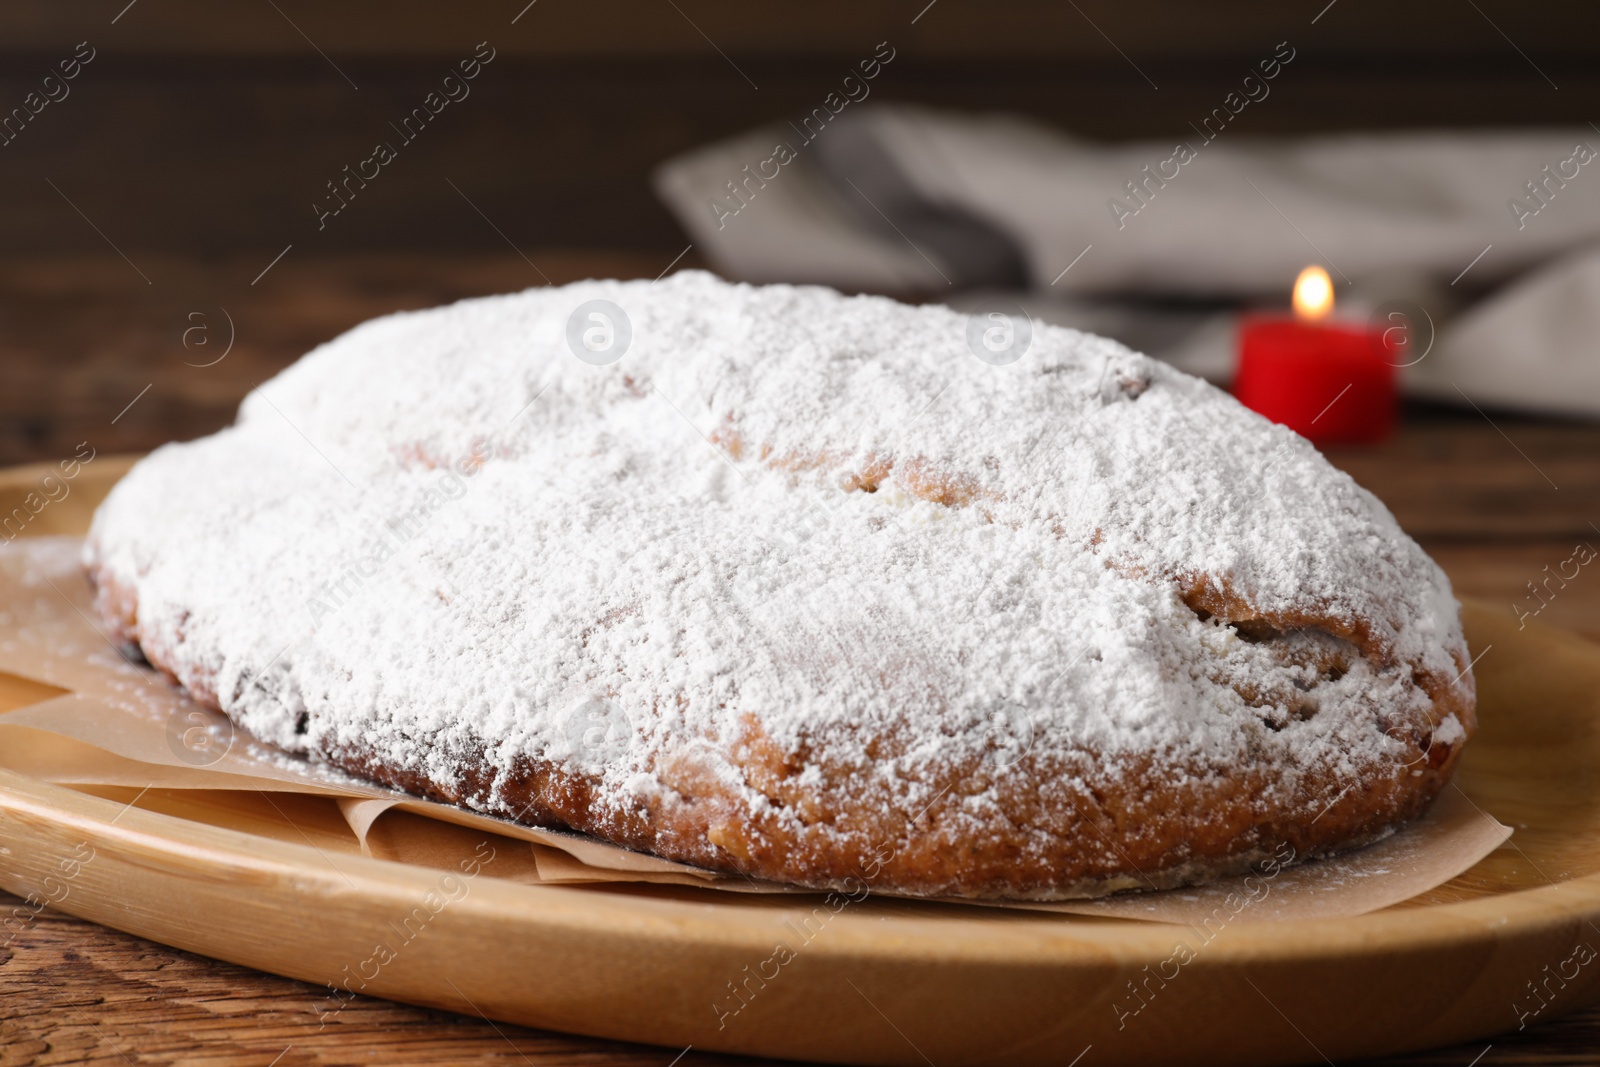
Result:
[86, 475, 1473, 900]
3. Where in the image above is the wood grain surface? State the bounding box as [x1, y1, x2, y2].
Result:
[3, 2, 1598, 260]
[3, 249, 1600, 1065]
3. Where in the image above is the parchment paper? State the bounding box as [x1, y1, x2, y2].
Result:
[0, 538, 1512, 924]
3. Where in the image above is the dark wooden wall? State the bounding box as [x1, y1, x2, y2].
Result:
[1, 0, 1597, 258]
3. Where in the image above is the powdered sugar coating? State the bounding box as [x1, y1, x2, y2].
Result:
[85, 271, 1472, 895]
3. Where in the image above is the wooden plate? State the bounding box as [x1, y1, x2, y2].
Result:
[4, 456, 1600, 1067]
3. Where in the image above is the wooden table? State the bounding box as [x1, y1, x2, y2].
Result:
[4, 251, 1600, 1066]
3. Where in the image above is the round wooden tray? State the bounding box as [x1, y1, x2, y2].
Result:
[3, 456, 1600, 1067]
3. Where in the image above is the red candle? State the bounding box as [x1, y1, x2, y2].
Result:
[1234, 266, 1397, 445]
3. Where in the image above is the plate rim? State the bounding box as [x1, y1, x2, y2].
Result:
[3, 764, 1598, 966]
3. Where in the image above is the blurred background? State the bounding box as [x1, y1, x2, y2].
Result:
[2, 0, 1599, 639]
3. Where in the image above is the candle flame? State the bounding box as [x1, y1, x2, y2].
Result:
[1293, 265, 1334, 322]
